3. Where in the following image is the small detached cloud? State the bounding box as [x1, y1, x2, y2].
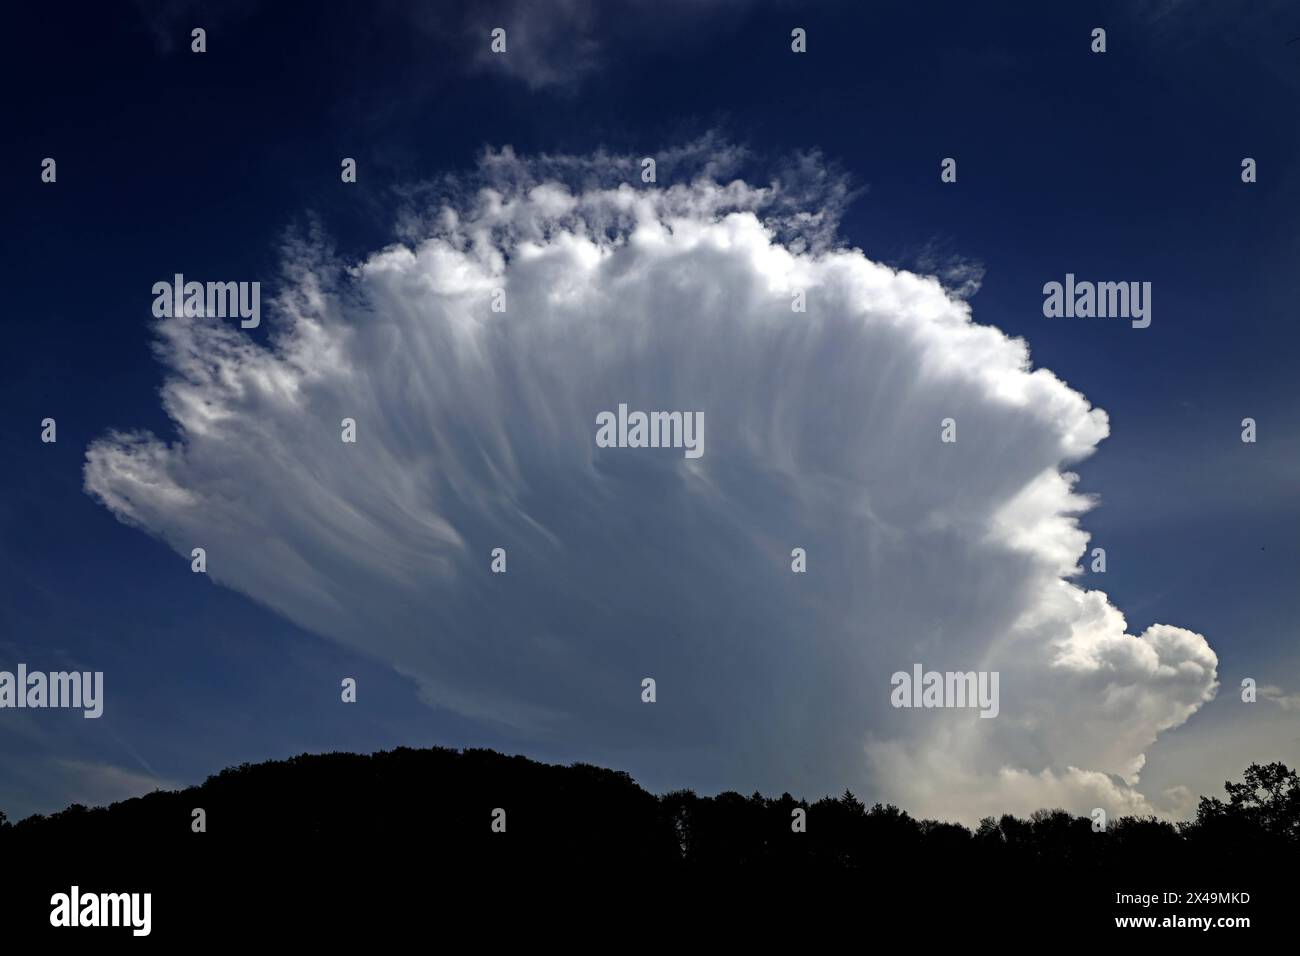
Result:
[1260, 685, 1300, 711]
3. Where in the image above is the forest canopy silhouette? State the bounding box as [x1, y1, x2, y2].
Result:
[3, 748, 1296, 873]
[3, 748, 1294, 937]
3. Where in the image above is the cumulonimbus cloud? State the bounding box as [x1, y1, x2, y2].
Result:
[84, 144, 1217, 823]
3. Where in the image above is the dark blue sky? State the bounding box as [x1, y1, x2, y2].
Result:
[2, 0, 1297, 820]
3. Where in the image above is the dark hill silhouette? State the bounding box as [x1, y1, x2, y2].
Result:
[2, 748, 1294, 938]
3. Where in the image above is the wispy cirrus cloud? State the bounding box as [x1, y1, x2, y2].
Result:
[1260, 684, 1300, 711]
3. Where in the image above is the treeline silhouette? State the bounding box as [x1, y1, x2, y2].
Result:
[4, 749, 1296, 866]
[2, 748, 1294, 935]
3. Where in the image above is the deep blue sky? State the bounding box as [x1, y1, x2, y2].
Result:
[1, 0, 1297, 820]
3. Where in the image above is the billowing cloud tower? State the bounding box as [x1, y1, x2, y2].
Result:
[85, 146, 1217, 823]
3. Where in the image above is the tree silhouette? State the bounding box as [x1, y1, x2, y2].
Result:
[1196, 761, 1300, 840]
[0, 752, 1293, 934]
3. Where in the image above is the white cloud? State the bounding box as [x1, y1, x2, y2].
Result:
[912, 240, 986, 301]
[465, 0, 603, 90]
[396, 0, 759, 92]
[84, 145, 1217, 824]
[1260, 685, 1300, 711]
